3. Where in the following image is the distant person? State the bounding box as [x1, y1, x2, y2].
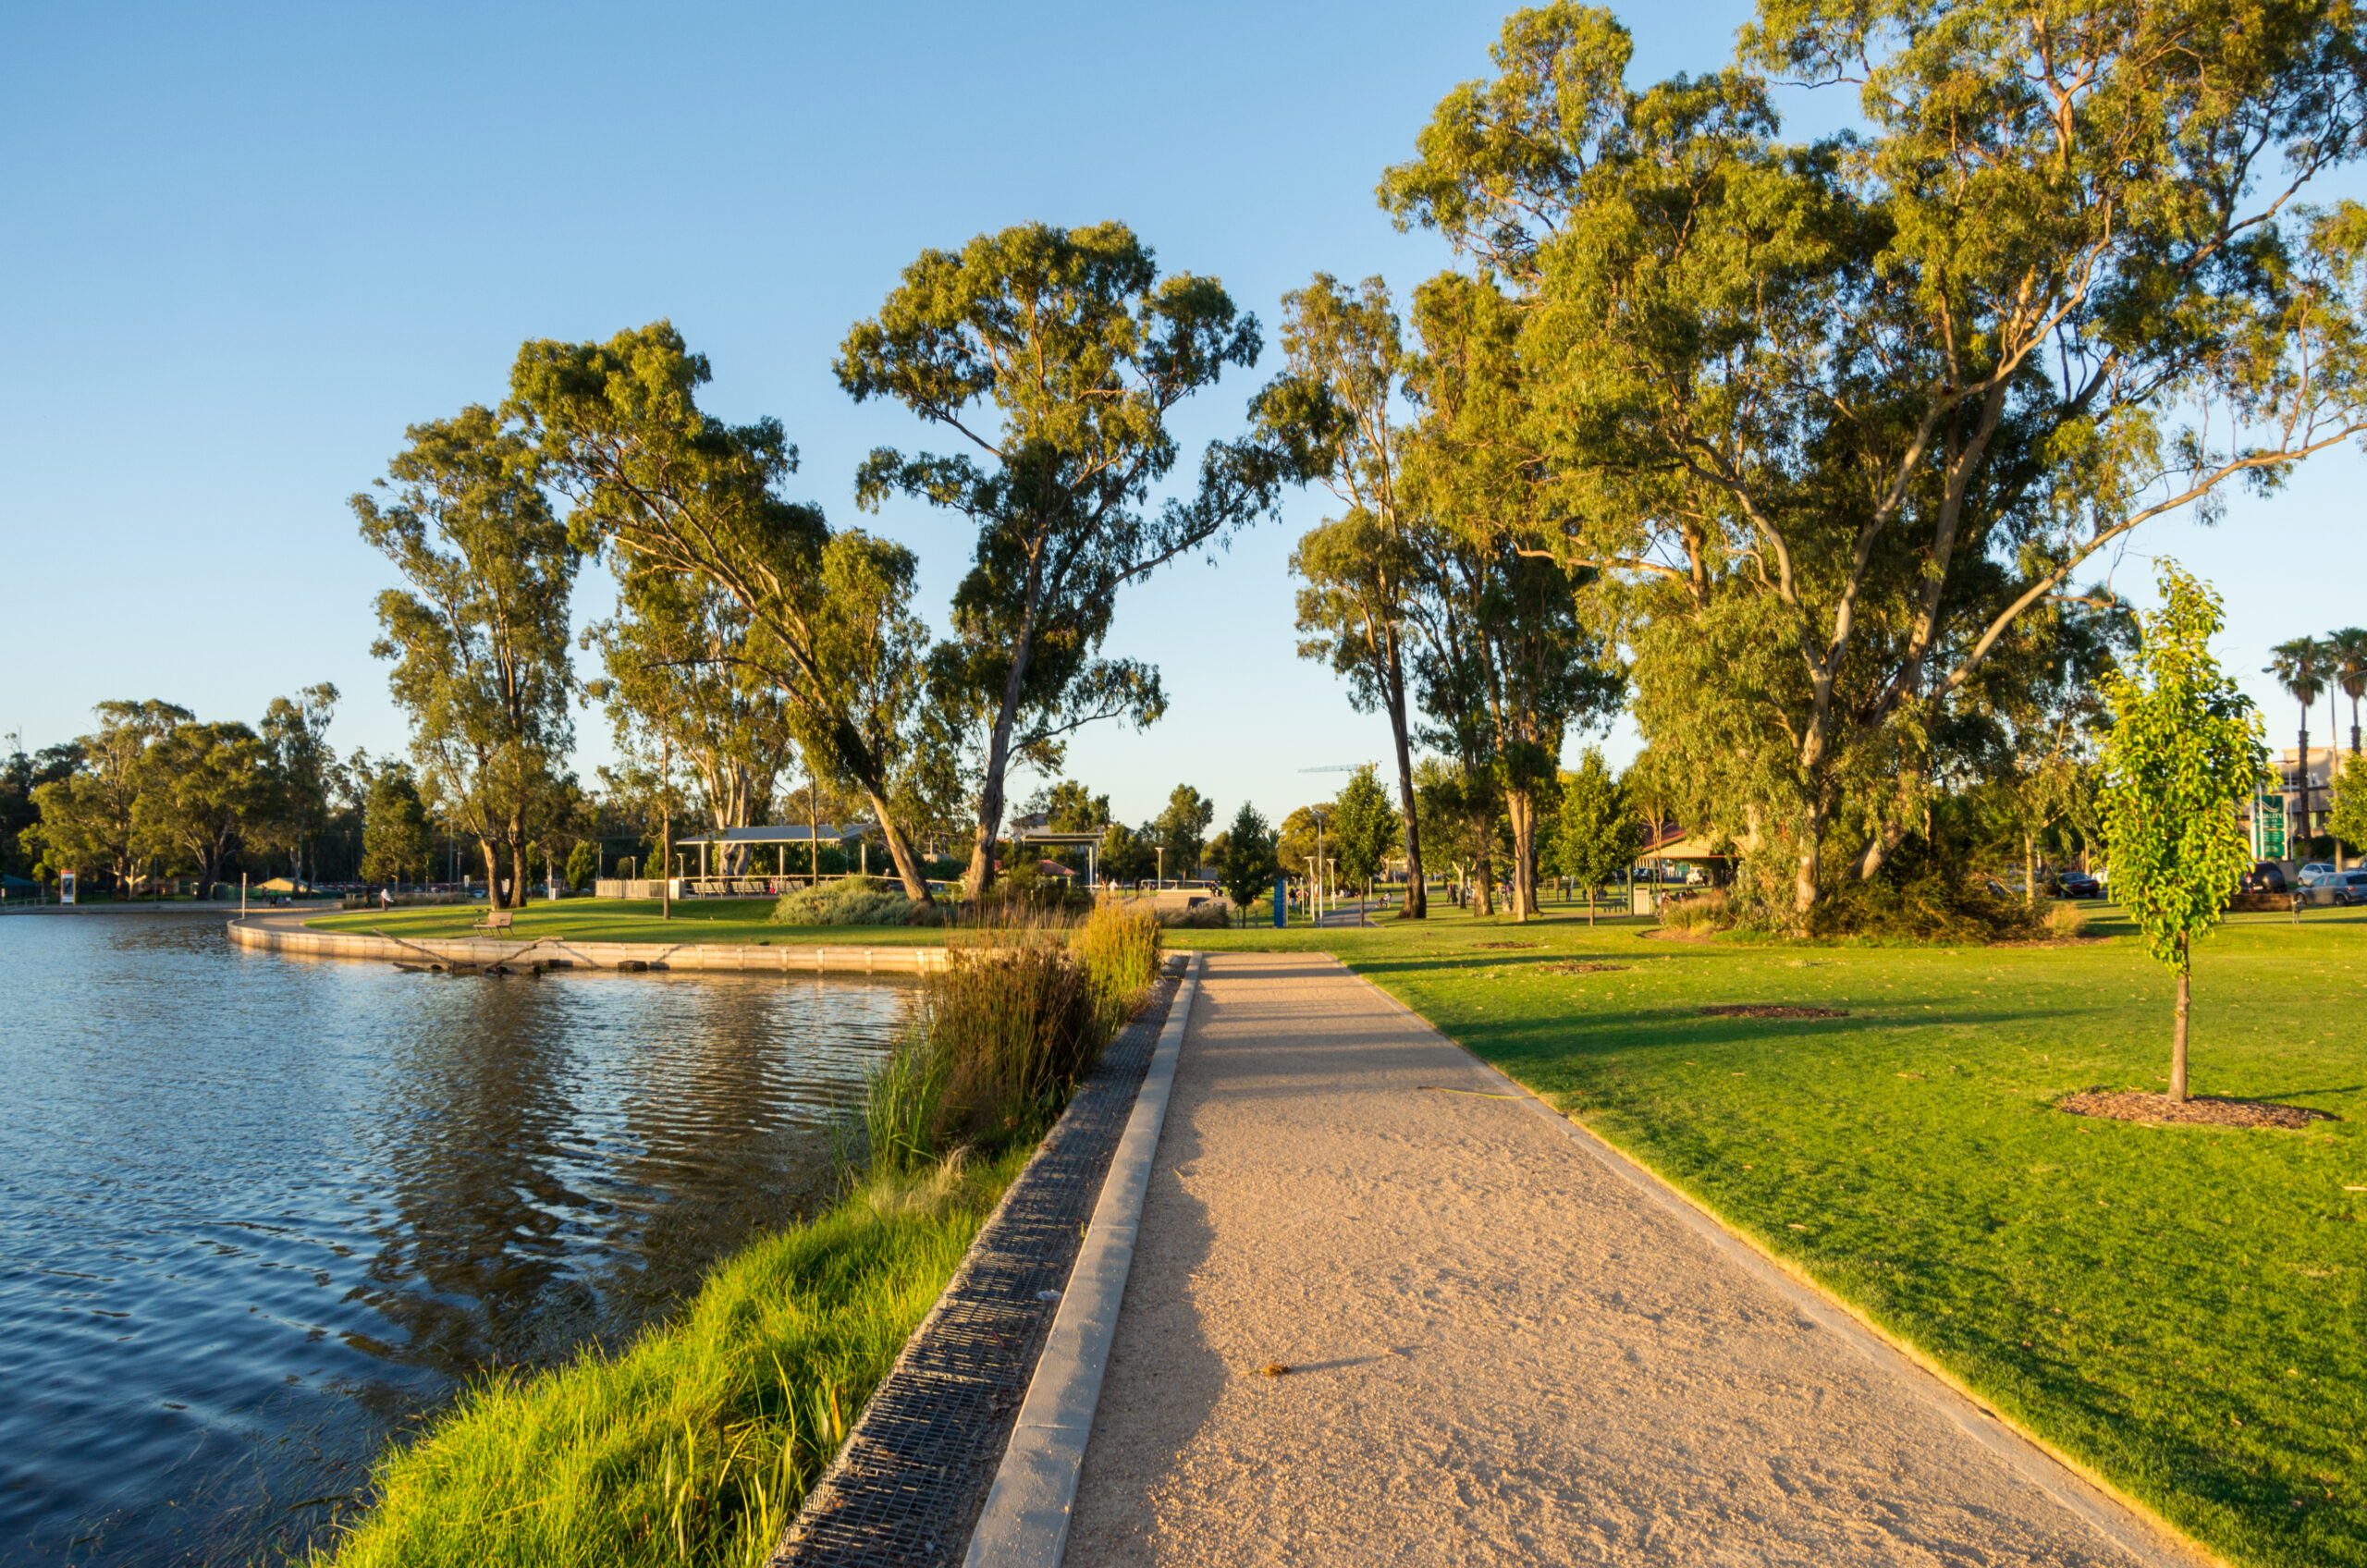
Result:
[380, 887, 393, 911]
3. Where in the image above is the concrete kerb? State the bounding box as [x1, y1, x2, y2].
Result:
[1339, 960, 2217, 1568]
[222, 912, 950, 977]
[960, 952, 1204, 1568]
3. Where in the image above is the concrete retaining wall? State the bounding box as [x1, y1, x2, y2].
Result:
[226, 914, 950, 976]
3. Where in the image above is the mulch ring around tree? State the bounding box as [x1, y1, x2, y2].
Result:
[2059, 1091, 2339, 1130]
[1699, 1004, 1850, 1020]
[1543, 961, 1628, 974]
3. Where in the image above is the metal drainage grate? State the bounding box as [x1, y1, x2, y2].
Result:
[770, 962, 1182, 1568]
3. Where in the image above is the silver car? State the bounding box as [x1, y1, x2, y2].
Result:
[2330, 870, 2367, 906]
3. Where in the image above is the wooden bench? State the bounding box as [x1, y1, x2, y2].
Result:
[472, 908, 515, 934]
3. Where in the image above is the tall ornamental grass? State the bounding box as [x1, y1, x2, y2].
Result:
[863, 903, 1163, 1175]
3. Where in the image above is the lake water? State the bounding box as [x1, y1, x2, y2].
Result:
[0, 912, 913, 1566]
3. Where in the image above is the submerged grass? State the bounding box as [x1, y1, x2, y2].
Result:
[314, 1149, 1024, 1568]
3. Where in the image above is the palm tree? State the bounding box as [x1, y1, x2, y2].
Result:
[2329, 629, 2367, 756]
[2268, 637, 2333, 855]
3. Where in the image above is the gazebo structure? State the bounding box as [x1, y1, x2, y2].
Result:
[1007, 825, 1102, 888]
[672, 824, 870, 896]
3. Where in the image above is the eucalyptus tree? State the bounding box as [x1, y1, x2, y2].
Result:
[1384, 0, 2367, 920]
[2267, 636, 2334, 846]
[509, 323, 938, 900]
[587, 560, 799, 861]
[1400, 271, 1622, 923]
[134, 719, 276, 895]
[361, 761, 434, 886]
[259, 683, 339, 880]
[21, 700, 190, 895]
[1150, 784, 1216, 879]
[836, 221, 1283, 897]
[1261, 274, 1430, 916]
[354, 407, 578, 908]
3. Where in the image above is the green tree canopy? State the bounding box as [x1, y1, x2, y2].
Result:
[134, 719, 275, 895]
[1551, 749, 1637, 923]
[1150, 784, 1216, 878]
[1262, 274, 1431, 917]
[1218, 802, 1278, 911]
[2100, 564, 2265, 1102]
[1384, 0, 2367, 920]
[837, 221, 1283, 897]
[362, 762, 434, 886]
[509, 322, 939, 901]
[1330, 765, 1402, 889]
[353, 405, 578, 909]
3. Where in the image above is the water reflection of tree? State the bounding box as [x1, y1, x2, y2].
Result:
[355, 976, 595, 1375]
[597, 976, 911, 1323]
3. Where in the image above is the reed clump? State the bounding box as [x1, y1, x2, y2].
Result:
[863, 902, 1162, 1176]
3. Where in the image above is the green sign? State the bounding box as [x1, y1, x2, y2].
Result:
[2257, 792, 2287, 860]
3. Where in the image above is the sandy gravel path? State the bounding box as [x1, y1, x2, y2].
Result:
[1062, 951, 2198, 1568]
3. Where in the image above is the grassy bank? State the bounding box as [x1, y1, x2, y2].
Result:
[316, 906, 1164, 1567]
[1172, 900, 2361, 1568]
[317, 1153, 1024, 1567]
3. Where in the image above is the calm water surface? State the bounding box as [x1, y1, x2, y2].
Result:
[0, 912, 911, 1566]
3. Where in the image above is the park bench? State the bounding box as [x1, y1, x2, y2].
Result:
[472, 908, 514, 935]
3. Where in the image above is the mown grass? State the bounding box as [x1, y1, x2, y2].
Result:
[1168, 898, 2366, 1568]
[313, 1150, 1025, 1568]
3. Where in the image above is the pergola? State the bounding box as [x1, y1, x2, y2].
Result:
[1009, 827, 1101, 887]
[675, 824, 868, 884]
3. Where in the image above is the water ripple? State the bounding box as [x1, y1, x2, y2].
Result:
[0, 913, 909, 1566]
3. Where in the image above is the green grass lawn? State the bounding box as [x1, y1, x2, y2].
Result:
[1172, 900, 2367, 1568]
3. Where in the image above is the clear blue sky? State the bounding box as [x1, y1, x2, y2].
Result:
[5, 1, 2361, 831]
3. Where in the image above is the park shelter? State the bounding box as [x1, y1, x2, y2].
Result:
[673, 824, 871, 889]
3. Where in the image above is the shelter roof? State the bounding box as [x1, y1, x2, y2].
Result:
[677, 824, 865, 845]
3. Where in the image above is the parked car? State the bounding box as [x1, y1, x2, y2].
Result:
[2298, 862, 2338, 888]
[2328, 869, 2367, 906]
[2056, 871, 2102, 899]
[2239, 862, 2289, 895]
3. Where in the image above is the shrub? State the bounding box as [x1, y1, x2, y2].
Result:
[1152, 898, 1232, 930]
[1800, 839, 2045, 943]
[769, 877, 916, 927]
[1659, 888, 1733, 934]
[2046, 900, 2089, 939]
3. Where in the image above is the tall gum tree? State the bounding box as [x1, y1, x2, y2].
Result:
[1401, 272, 1624, 922]
[509, 324, 938, 900]
[353, 407, 578, 910]
[1383, 0, 2367, 920]
[1258, 274, 1431, 917]
[587, 562, 799, 863]
[835, 221, 1283, 898]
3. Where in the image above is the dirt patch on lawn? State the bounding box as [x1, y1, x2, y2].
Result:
[2059, 1091, 2337, 1130]
[1699, 1004, 1849, 1021]
[1475, 941, 1539, 949]
[1543, 962, 1628, 975]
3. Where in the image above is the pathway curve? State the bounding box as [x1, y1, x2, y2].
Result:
[1062, 951, 2198, 1567]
